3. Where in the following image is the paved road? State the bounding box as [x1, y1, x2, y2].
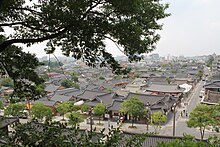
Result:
[160, 80, 220, 139]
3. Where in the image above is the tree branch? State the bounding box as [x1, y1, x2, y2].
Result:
[0, 22, 24, 27]
[104, 35, 125, 54]
[9, 6, 41, 15]
[23, 23, 64, 33]
[81, 0, 103, 20]
[0, 28, 67, 53]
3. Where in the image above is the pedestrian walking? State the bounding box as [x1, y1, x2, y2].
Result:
[183, 109, 185, 113]
[186, 111, 188, 117]
[108, 119, 110, 128]
[181, 111, 183, 117]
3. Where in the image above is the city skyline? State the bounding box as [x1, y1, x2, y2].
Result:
[20, 0, 220, 57]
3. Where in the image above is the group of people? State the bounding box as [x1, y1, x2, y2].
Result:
[181, 109, 188, 117]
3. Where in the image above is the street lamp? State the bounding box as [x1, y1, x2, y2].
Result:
[171, 103, 177, 136]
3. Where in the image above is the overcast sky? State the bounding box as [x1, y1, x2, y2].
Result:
[23, 0, 220, 57]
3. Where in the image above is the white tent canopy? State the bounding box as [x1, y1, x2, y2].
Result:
[179, 83, 192, 93]
[74, 100, 84, 106]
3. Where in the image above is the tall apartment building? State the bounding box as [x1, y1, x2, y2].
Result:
[212, 54, 220, 75]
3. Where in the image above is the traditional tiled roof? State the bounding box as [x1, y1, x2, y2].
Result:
[64, 89, 83, 97]
[202, 90, 220, 104]
[44, 84, 60, 93]
[145, 82, 184, 93]
[84, 100, 101, 107]
[96, 92, 116, 106]
[55, 88, 76, 95]
[125, 92, 165, 106]
[76, 90, 107, 101]
[108, 99, 123, 111]
[204, 80, 220, 89]
[0, 116, 19, 128]
[50, 94, 72, 102]
[32, 99, 57, 107]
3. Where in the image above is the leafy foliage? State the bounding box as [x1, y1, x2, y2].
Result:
[61, 79, 74, 88]
[67, 112, 83, 128]
[94, 104, 106, 124]
[56, 102, 71, 120]
[0, 0, 169, 73]
[0, 77, 14, 87]
[0, 100, 4, 110]
[30, 103, 53, 122]
[151, 111, 167, 134]
[70, 72, 79, 82]
[81, 104, 90, 113]
[5, 120, 148, 147]
[206, 55, 214, 68]
[0, 35, 45, 101]
[120, 97, 145, 127]
[4, 103, 25, 117]
[187, 104, 214, 140]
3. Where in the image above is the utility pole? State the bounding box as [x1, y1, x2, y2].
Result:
[172, 103, 177, 136]
[89, 107, 93, 133]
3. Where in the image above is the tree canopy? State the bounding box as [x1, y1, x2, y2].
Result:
[56, 102, 71, 120]
[0, 36, 45, 100]
[4, 103, 26, 117]
[120, 97, 145, 127]
[0, 0, 169, 73]
[187, 104, 214, 140]
[67, 112, 83, 128]
[0, 77, 14, 87]
[151, 111, 167, 134]
[30, 103, 53, 122]
[94, 103, 106, 124]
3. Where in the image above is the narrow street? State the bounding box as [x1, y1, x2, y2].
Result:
[160, 80, 220, 139]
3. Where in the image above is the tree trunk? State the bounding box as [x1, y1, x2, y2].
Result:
[200, 127, 205, 140]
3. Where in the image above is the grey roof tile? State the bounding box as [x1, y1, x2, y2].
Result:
[145, 82, 184, 93]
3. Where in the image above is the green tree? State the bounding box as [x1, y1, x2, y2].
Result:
[0, 77, 14, 87]
[165, 77, 171, 84]
[30, 103, 53, 122]
[6, 120, 146, 147]
[187, 104, 214, 140]
[56, 102, 71, 120]
[151, 111, 167, 134]
[197, 70, 204, 79]
[120, 97, 145, 127]
[61, 79, 74, 88]
[0, 38, 45, 101]
[4, 103, 26, 117]
[211, 102, 220, 132]
[206, 55, 214, 68]
[0, 101, 4, 110]
[67, 112, 83, 128]
[70, 72, 79, 82]
[72, 82, 80, 89]
[93, 104, 106, 125]
[99, 76, 105, 80]
[81, 104, 90, 113]
[0, 0, 169, 73]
